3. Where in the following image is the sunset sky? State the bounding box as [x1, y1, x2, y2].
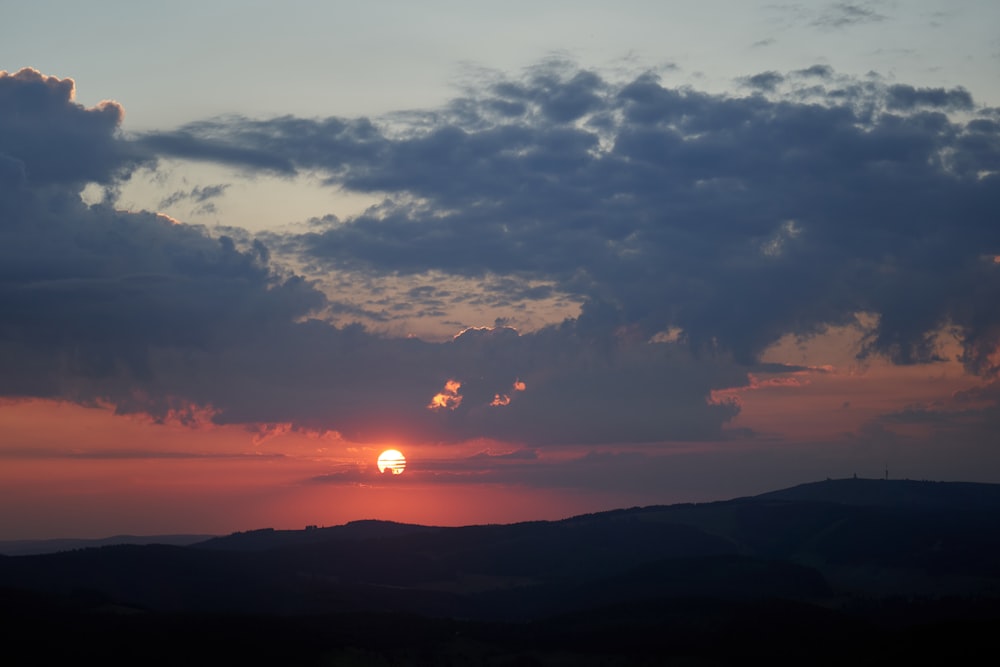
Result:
[2, 1, 1000, 539]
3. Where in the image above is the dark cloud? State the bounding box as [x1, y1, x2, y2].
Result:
[0, 71, 327, 418]
[0, 188, 326, 398]
[0, 81, 743, 448]
[496, 66, 606, 123]
[138, 128, 296, 175]
[133, 321, 743, 446]
[148, 63, 1000, 375]
[744, 71, 785, 92]
[158, 183, 230, 210]
[5, 63, 1000, 451]
[138, 115, 383, 176]
[0, 68, 146, 186]
[794, 64, 835, 79]
[886, 84, 974, 112]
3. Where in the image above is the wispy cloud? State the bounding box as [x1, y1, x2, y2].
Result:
[812, 2, 888, 29]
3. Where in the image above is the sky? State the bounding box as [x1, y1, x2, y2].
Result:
[1, 1, 999, 539]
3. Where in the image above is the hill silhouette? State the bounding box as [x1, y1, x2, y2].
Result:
[0, 533, 214, 557]
[756, 477, 1000, 510]
[3, 478, 1000, 664]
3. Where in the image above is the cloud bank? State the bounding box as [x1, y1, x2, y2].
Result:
[3, 63, 999, 448]
[148, 62, 1000, 370]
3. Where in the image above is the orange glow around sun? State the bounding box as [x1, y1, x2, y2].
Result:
[377, 449, 407, 475]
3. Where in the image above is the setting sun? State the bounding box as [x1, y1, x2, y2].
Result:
[377, 449, 407, 475]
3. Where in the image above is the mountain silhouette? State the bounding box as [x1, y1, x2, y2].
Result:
[756, 477, 1000, 510]
[3, 478, 1000, 664]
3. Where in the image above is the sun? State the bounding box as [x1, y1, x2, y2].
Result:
[377, 449, 406, 475]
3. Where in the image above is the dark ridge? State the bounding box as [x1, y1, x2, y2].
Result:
[0, 534, 215, 557]
[754, 477, 1000, 511]
[192, 519, 440, 552]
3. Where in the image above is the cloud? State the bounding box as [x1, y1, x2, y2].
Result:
[0, 68, 146, 186]
[145, 62, 1000, 375]
[811, 2, 888, 29]
[138, 127, 296, 175]
[0, 71, 328, 416]
[138, 115, 382, 176]
[4, 63, 1000, 451]
[885, 84, 974, 112]
[743, 71, 785, 92]
[793, 64, 835, 79]
[0, 189, 324, 391]
[169, 322, 744, 446]
[428, 379, 463, 411]
[158, 183, 230, 211]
